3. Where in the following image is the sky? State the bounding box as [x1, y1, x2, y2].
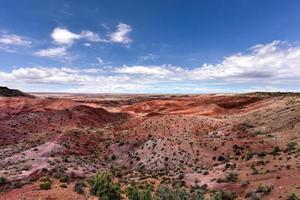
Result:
[1, 0, 300, 93]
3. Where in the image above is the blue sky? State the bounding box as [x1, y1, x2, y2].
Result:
[1, 0, 300, 93]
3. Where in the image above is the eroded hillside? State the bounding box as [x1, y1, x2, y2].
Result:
[0, 93, 299, 200]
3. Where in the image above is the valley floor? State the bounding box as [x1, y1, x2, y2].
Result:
[0, 92, 300, 199]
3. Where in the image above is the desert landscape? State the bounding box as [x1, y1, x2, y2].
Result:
[0, 86, 299, 200]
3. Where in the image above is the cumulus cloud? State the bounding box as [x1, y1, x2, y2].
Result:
[2, 41, 300, 93]
[51, 27, 81, 45]
[51, 27, 107, 45]
[34, 24, 133, 60]
[189, 40, 300, 83]
[108, 23, 132, 44]
[0, 33, 31, 52]
[34, 47, 68, 58]
[115, 65, 176, 75]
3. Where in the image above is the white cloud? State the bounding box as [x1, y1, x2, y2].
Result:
[50, 27, 108, 45]
[34, 47, 68, 58]
[2, 41, 300, 93]
[0, 34, 31, 46]
[80, 30, 107, 42]
[115, 65, 175, 75]
[108, 23, 132, 44]
[51, 27, 81, 45]
[188, 40, 300, 83]
[0, 33, 31, 52]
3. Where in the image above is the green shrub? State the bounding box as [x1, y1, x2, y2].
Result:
[194, 189, 205, 200]
[40, 181, 51, 190]
[59, 174, 69, 183]
[251, 165, 259, 175]
[246, 151, 255, 160]
[60, 183, 68, 188]
[13, 182, 23, 188]
[288, 193, 300, 200]
[271, 146, 281, 155]
[157, 185, 191, 200]
[157, 185, 174, 200]
[126, 185, 153, 200]
[174, 187, 191, 200]
[225, 172, 238, 182]
[88, 172, 121, 200]
[255, 184, 273, 194]
[210, 189, 235, 200]
[217, 172, 238, 183]
[0, 176, 7, 185]
[245, 191, 262, 200]
[287, 142, 298, 151]
[39, 176, 51, 183]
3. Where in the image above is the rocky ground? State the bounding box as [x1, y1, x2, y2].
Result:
[0, 90, 299, 199]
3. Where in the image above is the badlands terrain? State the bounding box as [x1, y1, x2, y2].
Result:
[0, 86, 299, 199]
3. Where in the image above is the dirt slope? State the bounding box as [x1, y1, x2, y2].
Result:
[0, 93, 299, 200]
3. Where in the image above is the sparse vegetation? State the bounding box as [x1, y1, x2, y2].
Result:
[157, 185, 191, 200]
[217, 172, 238, 183]
[287, 193, 300, 200]
[39, 181, 52, 190]
[0, 92, 299, 199]
[125, 185, 153, 200]
[287, 142, 298, 151]
[210, 189, 235, 200]
[88, 172, 121, 200]
[246, 151, 255, 160]
[0, 176, 7, 185]
[246, 184, 273, 199]
[74, 180, 86, 194]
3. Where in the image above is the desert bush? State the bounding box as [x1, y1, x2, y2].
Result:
[12, 182, 22, 188]
[125, 185, 153, 200]
[178, 173, 184, 179]
[217, 155, 228, 162]
[287, 193, 300, 200]
[245, 191, 262, 200]
[88, 172, 121, 200]
[287, 142, 298, 151]
[257, 152, 266, 158]
[210, 189, 235, 200]
[241, 180, 250, 187]
[157, 185, 191, 200]
[111, 154, 117, 160]
[193, 189, 205, 200]
[271, 146, 281, 155]
[246, 151, 255, 160]
[174, 187, 191, 200]
[255, 184, 273, 194]
[203, 171, 209, 175]
[74, 181, 85, 194]
[225, 172, 238, 182]
[0, 176, 7, 185]
[59, 174, 69, 183]
[39, 176, 51, 183]
[39, 181, 51, 190]
[246, 184, 273, 199]
[217, 172, 238, 183]
[251, 165, 259, 175]
[60, 183, 68, 188]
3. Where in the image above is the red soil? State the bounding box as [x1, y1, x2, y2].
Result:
[0, 93, 300, 199]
